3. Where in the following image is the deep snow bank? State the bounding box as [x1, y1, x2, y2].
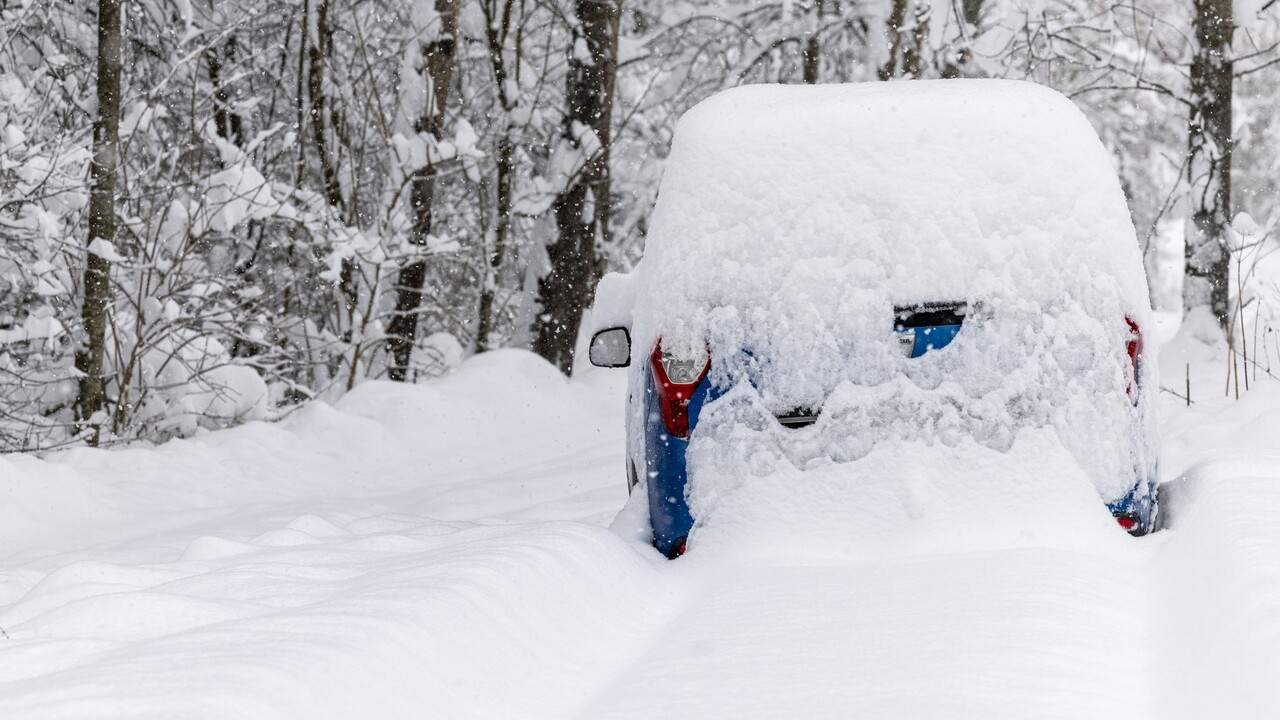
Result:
[1154, 467, 1280, 720]
[0, 350, 625, 560]
[0, 350, 664, 720]
[1150, 373, 1280, 719]
[0, 517, 682, 720]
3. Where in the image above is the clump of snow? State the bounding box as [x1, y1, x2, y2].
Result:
[106, 319, 269, 438]
[629, 80, 1155, 502]
[196, 162, 282, 235]
[86, 237, 126, 262]
[589, 269, 641, 333]
[1237, 0, 1269, 28]
[414, 331, 464, 372]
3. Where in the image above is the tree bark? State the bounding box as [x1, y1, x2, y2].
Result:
[903, 1, 930, 78]
[385, 0, 460, 381]
[476, 0, 518, 352]
[208, 36, 245, 148]
[802, 0, 826, 84]
[475, 135, 513, 351]
[878, 0, 909, 80]
[306, 0, 359, 322]
[532, 0, 622, 376]
[1184, 0, 1233, 331]
[75, 0, 123, 439]
[881, 0, 930, 79]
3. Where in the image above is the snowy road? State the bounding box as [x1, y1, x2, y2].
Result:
[0, 349, 1278, 718]
[581, 553, 1149, 719]
[585, 467, 1280, 720]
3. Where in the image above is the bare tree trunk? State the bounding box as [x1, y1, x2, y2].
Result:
[476, 0, 518, 352]
[475, 135, 513, 350]
[532, 0, 622, 376]
[879, 0, 909, 80]
[802, 0, 826, 84]
[208, 36, 246, 148]
[881, 0, 929, 79]
[306, 0, 358, 321]
[385, 0, 460, 381]
[1185, 0, 1234, 331]
[75, 0, 123, 440]
[903, 1, 930, 78]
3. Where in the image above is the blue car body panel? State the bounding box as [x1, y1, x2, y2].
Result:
[905, 324, 962, 356]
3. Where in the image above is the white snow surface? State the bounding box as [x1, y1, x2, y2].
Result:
[631, 80, 1153, 500]
[1, 336, 1279, 718]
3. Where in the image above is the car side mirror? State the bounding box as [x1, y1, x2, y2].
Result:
[589, 327, 631, 368]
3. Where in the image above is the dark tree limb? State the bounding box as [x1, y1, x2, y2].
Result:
[75, 0, 124, 442]
[1184, 0, 1234, 330]
[385, 0, 461, 381]
[533, 0, 622, 376]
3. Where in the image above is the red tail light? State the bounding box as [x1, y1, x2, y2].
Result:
[651, 340, 710, 438]
[1125, 316, 1142, 403]
[1114, 513, 1139, 532]
[673, 537, 688, 557]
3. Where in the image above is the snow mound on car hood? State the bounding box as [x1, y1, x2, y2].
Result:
[629, 80, 1155, 499]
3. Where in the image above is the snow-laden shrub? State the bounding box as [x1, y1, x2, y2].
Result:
[1224, 212, 1280, 390]
[0, 70, 90, 449]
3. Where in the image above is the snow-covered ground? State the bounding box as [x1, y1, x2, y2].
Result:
[0, 331, 1278, 718]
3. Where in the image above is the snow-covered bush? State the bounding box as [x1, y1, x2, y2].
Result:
[1223, 213, 1280, 391]
[0, 63, 91, 448]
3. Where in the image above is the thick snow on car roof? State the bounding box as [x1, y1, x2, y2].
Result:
[629, 80, 1155, 503]
[638, 79, 1147, 317]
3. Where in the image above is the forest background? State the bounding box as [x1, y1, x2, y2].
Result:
[0, 0, 1274, 450]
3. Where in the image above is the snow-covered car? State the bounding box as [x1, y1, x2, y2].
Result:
[590, 80, 1158, 558]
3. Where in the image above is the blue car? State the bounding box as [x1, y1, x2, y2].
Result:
[586, 82, 1159, 558]
[589, 303, 1156, 558]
